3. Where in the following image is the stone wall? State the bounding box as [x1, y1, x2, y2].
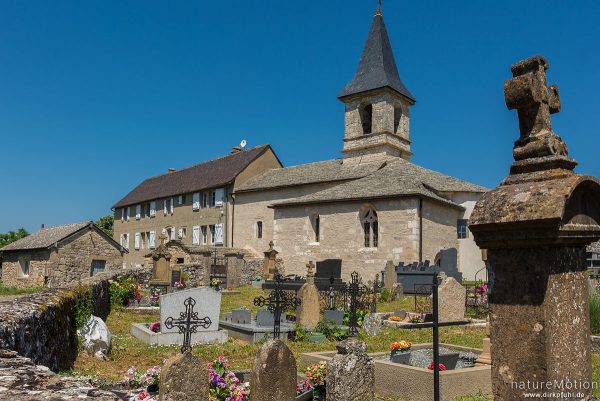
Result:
[0, 350, 118, 400]
[0, 267, 148, 372]
[1, 228, 123, 289]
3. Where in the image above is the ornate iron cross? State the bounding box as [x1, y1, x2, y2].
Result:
[164, 297, 212, 353]
[253, 270, 300, 339]
[343, 271, 369, 337]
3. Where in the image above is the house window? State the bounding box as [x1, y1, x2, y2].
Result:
[149, 231, 156, 249]
[257, 221, 263, 239]
[91, 260, 106, 276]
[361, 104, 373, 135]
[178, 195, 185, 205]
[120, 233, 130, 250]
[201, 226, 208, 245]
[149, 201, 156, 217]
[210, 191, 216, 207]
[135, 204, 141, 220]
[192, 193, 200, 210]
[178, 227, 186, 239]
[457, 219, 468, 239]
[363, 209, 378, 247]
[176, 257, 184, 264]
[19, 257, 30, 277]
[209, 225, 216, 244]
[394, 103, 403, 134]
[192, 226, 200, 245]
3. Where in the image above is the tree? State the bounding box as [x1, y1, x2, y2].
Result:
[95, 215, 114, 237]
[0, 228, 29, 248]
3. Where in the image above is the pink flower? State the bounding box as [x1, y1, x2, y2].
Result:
[138, 391, 149, 400]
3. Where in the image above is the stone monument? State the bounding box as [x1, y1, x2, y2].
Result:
[149, 235, 177, 292]
[470, 55, 600, 400]
[263, 241, 278, 280]
[436, 277, 466, 322]
[250, 339, 296, 401]
[297, 261, 321, 329]
[383, 260, 397, 293]
[159, 351, 208, 401]
[326, 339, 375, 401]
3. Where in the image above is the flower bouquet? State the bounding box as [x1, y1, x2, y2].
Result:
[390, 340, 412, 364]
[208, 356, 250, 401]
[173, 281, 186, 291]
[305, 361, 326, 400]
[210, 278, 222, 291]
[149, 321, 160, 333]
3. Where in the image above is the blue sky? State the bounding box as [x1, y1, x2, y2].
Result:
[0, 1, 598, 233]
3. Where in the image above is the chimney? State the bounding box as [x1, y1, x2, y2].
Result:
[41, 224, 45, 229]
[167, 168, 177, 173]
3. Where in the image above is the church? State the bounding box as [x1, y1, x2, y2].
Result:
[231, 4, 487, 280]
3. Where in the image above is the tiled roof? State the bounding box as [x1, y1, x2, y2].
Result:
[113, 145, 272, 208]
[338, 4, 414, 102]
[235, 158, 388, 193]
[270, 158, 488, 208]
[1, 222, 91, 251]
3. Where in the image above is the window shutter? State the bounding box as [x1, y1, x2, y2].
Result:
[136, 205, 141, 220]
[119, 234, 124, 247]
[134, 233, 140, 250]
[170, 198, 174, 214]
[215, 188, 225, 207]
[170, 227, 176, 240]
[124, 233, 130, 250]
[214, 223, 224, 245]
[162, 228, 167, 236]
[126, 207, 130, 221]
[178, 228, 184, 239]
[192, 226, 200, 245]
[149, 231, 156, 248]
[201, 226, 207, 244]
[150, 201, 156, 217]
[192, 193, 200, 210]
[121, 208, 125, 221]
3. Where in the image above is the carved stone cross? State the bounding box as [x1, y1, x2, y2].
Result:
[504, 55, 560, 140]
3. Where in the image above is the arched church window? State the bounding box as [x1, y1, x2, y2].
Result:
[361, 104, 373, 135]
[363, 209, 378, 247]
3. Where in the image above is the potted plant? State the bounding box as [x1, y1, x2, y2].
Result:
[305, 361, 326, 400]
[149, 321, 160, 333]
[210, 278, 222, 291]
[173, 281, 185, 291]
[390, 340, 412, 364]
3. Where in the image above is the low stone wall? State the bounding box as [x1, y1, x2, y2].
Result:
[0, 349, 118, 400]
[0, 267, 151, 372]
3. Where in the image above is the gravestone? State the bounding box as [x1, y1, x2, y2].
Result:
[326, 339, 374, 401]
[469, 55, 600, 400]
[250, 339, 296, 401]
[436, 277, 466, 322]
[159, 351, 208, 401]
[316, 259, 342, 280]
[383, 260, 397, 292]
[393, 282, 404, 298]
[225, 251, 243, 288]
[158, 287, 227, 344]
[361, 313, 382, 337]
[150, 235, 173, 292]
[323, 310, 344, 326]
[80, 315, 112, 360]
[297, 261, 320, 329]
[256, 310, 284, 327]
[232, 308, 251, 324]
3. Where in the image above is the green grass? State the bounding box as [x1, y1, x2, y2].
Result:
[591, 291, 600, 334]
[0, 285, 43, 296]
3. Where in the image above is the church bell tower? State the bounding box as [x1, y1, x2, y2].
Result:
[338, 2, 415, 161]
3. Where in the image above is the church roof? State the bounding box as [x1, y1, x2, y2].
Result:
[113, 145, 273, 208]
[0, 222, 123, 252]
[234, 158, 387, 193]
[338, 3, 415, 102]
[269, 158, 487, 208]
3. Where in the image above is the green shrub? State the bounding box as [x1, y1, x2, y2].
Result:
[73, 287, 93, 330]
[294, 325, 309, 342]
[590, 290, 600, 335]
[343, 309, 367, 327]
[315, 319, 348, 341]
[108, 275, 140, 309]
[380, 288, 392, 303]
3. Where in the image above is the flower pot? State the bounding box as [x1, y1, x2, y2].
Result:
[390, 350, 411, 365]
[296, 389, 313, 401]
[146, 383, 159, 393]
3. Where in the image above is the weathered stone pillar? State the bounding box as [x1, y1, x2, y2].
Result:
[383, 260, 397, 293]
[470, 55, 600, 400]
[198, 249, 212, 285]
[297, 261, 320, 329]
[250, 339, 296, 401]
[159, 351, 208, 401]
[326, 339, 375, 401]
[263, 241, 278, 280]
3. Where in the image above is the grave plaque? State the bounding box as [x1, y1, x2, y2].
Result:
[315, 259, 342, 280]
[323, 310, 344, 326]
[171, 270, 181, 287]
[232, 308, 251, 325]
[160, 287, 221, 335]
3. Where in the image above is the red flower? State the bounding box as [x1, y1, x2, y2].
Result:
[427, 361, 446, 371]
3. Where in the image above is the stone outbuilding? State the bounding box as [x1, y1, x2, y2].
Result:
[0, 222, 126, 288]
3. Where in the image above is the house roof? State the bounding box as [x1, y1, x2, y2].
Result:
[0, 222, 123, 252]
[270, 158, 488, 208]
[338, 3, 415, 102]
[113, 145, 273, 208]
[234, 158, 388, 193]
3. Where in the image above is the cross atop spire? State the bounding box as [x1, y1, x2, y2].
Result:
[338, 2, 414, 102]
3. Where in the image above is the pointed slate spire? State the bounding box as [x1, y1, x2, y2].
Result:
[338, 2, 415, 102]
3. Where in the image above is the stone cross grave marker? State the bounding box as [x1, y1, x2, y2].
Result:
[435, 277, 466, 322]
[297, 261, 320, 329]
[470, 55, 600, 400]
[160, 287, 222, 349]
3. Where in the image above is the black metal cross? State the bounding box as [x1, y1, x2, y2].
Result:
[253, 270, 300, 339]
[327, 275, 336, 310]
[344, 271, 369, 337]
[164, 297, 212, 353]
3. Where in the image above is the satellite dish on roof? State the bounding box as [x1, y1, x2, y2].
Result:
[240, 139, 247, 148]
